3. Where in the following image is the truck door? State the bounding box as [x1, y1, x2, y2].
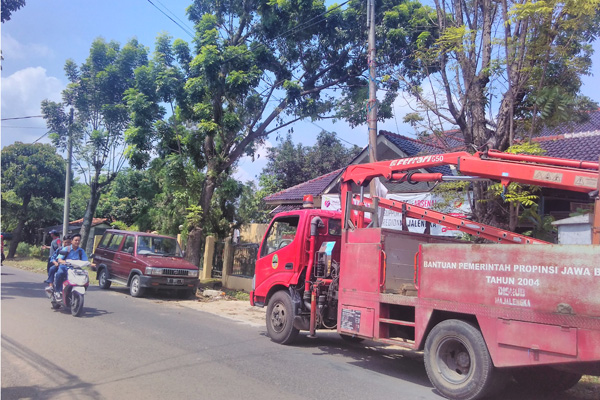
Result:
[255, 215, 301, 289]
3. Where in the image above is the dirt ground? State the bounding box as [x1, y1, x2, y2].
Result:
[165, 294, 266, 327]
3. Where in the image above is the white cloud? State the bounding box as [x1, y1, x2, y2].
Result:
[1, 67, 64, 146]
[1, 33, 53, 60]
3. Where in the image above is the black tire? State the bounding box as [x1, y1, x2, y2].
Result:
[424, 319, 500, 400]
[340, 334, 365, 343]
[70, 291, 84, 317]
[98, 268, 111, 289]
[51, 301, 61, 310]
[266, 291, 299, 345]
[513, 366, 582, 392]
[129, 275, 145, 298]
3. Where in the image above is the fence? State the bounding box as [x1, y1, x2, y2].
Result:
[231, 243, 259, 277]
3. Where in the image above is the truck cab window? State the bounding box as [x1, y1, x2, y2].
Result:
[328, 219, 342, 236]
[261, 216, 299, 257]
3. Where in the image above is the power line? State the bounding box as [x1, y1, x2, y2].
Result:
[1, 126, 47, 129]
[146, 0, 195, 38]
[1, 115, 43, 121]
[33, 131, 51, 143]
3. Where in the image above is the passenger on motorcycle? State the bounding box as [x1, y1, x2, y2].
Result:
[54, 234, 88, 300]
[44, 235, 71, 293]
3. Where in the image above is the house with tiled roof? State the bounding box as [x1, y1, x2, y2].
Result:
[264, 169, 344, 214]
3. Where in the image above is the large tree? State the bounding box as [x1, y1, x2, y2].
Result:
[125, 0, 430, 265]
[42, 38, 150, 248]
[397, 0, 599, 224]
[1, 142, 65, 258]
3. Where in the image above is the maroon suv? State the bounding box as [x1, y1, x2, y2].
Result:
[93, 229, 199, 298]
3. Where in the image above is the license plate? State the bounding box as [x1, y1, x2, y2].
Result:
[167, 278, 184, 285]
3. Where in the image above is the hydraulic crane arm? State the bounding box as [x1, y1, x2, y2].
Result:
[341, 150, 600, 244]
[342, 150, 598, 193]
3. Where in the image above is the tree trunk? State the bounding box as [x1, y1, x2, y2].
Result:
[7, 194, 31, 259]
[79, 186, 102, 253]
[184, 168, 219, 266]
[185, 227, 204, 267]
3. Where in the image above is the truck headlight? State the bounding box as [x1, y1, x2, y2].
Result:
[188, 269, 199, 278]
[145, 267, 163, 275]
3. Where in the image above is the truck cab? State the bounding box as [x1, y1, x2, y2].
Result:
[251, 208, 342, 308]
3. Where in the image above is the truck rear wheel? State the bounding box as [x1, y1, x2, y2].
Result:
[266, 291, 299, 345]
[424, 319, 499, 400]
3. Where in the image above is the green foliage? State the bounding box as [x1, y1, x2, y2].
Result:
[505, 142, 547, 156]
[262, 131, 361, 193]
[1, 143, 66, 249]
[520, 204, 557, 242]
[1, 142, 66, 200]
[42, 37, 151, 247]
[16, 242, 37, 258]
[123, 0, 430, 255]
[397, 0, 600, 153]
[1, 0, 26, 23]
[95, 168, 159, 230]
[186, 205, 203, 228]
[236, 130, 360, 223]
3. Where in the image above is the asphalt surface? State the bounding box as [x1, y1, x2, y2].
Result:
[2, 266, 597, 400]
[1, 266, 437, 400]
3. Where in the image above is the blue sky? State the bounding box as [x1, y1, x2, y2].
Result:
[2, 0, 600, 183]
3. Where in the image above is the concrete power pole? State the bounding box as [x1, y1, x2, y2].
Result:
[367, 0, 378, 196]
[62, 107, 73, 239]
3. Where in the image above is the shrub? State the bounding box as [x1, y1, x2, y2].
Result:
[16, 242, 36, 258]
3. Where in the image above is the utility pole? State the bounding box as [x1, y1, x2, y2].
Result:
[367, 0, 378, 196]
[62, 107, 73, 239]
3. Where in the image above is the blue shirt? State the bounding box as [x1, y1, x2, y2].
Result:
[57, 245, 88, 262]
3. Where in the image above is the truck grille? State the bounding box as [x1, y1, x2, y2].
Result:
[162, 269, 189, 276]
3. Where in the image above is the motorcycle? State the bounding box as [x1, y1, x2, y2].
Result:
[46, 260, 90, 317]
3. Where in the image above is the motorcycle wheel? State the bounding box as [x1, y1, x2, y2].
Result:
[70, 291, 84, 317]
[51, 301, 60, 310]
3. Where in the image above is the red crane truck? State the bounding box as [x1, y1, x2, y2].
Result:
[250, 150, 600, 400]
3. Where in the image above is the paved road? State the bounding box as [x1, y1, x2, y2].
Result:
[2, 266, 596, 400]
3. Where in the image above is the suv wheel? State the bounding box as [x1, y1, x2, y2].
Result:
[129, 275, 145, 298]
[98, 268, 111, 289]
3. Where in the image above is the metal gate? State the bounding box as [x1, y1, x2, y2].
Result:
[211, 240, 225, 278]
[231, 243, 259, 277]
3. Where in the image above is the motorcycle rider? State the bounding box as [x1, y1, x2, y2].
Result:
[43, 230, 62, 273]
[44, 235, 71, 293]
[54, 234, 88, 300]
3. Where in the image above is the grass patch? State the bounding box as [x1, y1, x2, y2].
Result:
[3, 257, 99, 286]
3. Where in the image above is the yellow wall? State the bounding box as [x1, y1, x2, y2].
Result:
[239, 223, 268, 244]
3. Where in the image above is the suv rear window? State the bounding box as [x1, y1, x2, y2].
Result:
[108, 234, 125, 251]
[99, 233, 113, 248]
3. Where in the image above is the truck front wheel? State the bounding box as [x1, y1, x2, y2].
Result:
[266, 291, 299, 345]
[424, 319, 500, 400]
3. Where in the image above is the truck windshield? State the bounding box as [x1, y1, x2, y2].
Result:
[261, 216, 299, 257]
[137, 236, 183, 257]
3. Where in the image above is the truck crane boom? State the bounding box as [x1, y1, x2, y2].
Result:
[341, 150, 599, 244]
[342, 150, 598, 193]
